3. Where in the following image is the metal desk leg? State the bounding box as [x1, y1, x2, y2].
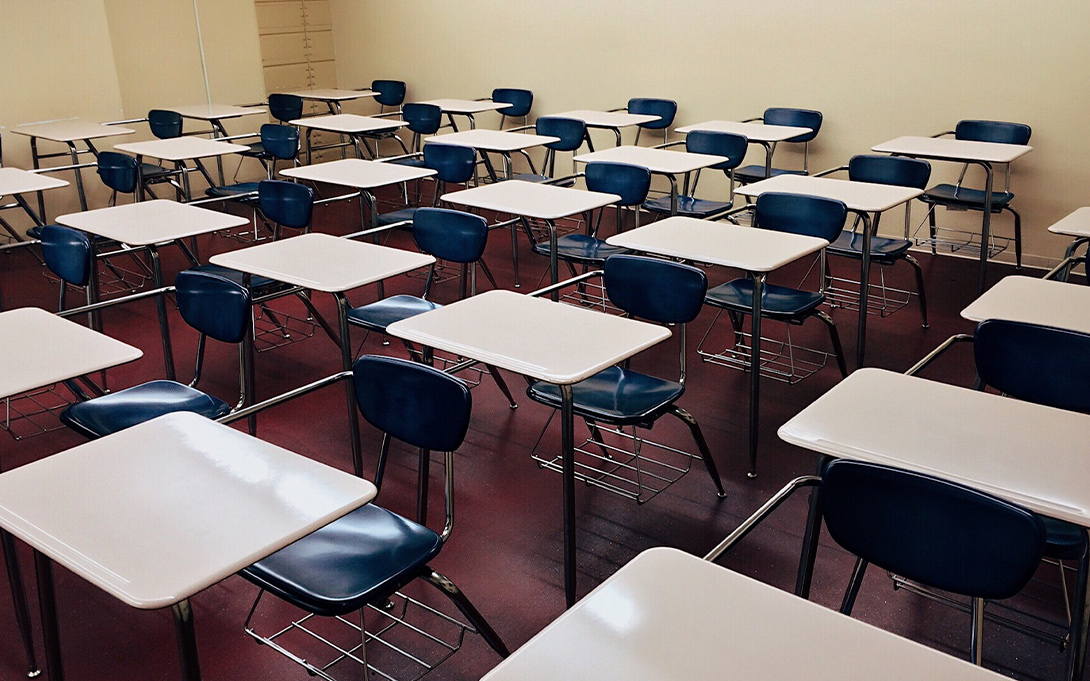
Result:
[795, 454, 829, 598]
[856, 211, 874, 368]
[747, 272, 765, 478]
[34, 550, 63, 681]
[467, 114, 476, 130]
[360, 190, 385, 300]
[66, 141, 88, 211]
[134, 155, 145, 203]
[611, 127, 622, 147]
[1066, 534, 1090, 681]
[148, 246, 177, 380]
[548, 220, 560, 300]
[977, 161, 994, 294]
[172, 600, 203, 681]
[29, 138, 47, 219]
[2, 530, 39, 677]
[335, 293, 364, 477]
[762, 142, 774, 179]
[179, 161, 193, 202]
[560, 383, 577, 607]
[305, 129, 314, 166]
[667, 174, 679, 216]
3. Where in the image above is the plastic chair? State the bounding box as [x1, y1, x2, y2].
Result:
[210, 124, 300, 200]
[377, 143, 477, 228]
[147, 109, 183, 139]
[97, 150, 176, 203]
[40, 224, 95, 313]
[627, 98, 677, 145]
[492, 87, 533, 128]
[526, 255, 726, 503]
[512, 116, 587, 184]
[643, 130, 748, 218]
[59, 270, 256, 439]
[701, 192, 849, 378]
[239, 355, 508, 680]
[371, 79, 407, 113]
[268, 93, 304, 123]
[823, 155, 932, 327]
[919, 120, 1031, 269]
[734, 107, 823, 184]
[199, 180, 315, 270]
[391, 102, 444, 159]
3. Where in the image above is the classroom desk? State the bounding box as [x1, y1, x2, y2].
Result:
[209, 232, 434, 477]
[0, 411, 377, 681]
[289, 114, 407, 163]
[1047, 208, 1090, 280]
[285, 88, 377, 114]
[163, 104, 265, 184]
[572, 145, 729, 215]
[481, 546, 1011, 681]
[675, 120, 811, 180]
[778, 367, 1090, 681]
[419, 98, 510, 131]
[439, 180, 620, 290]
[387, 289, 670, 607]
[607, 216, 828, 478]
[57, 200, 249, 381]
[0, 168, 70, 241]
[872, 136, 1033, 294]
[279, 158, 436, 230]
[549, 110, 659, 148]
[0, 306, 142, 677]
[423, 129, 560, 180]
[112, 137, 249, 201]
[736, 173, 923, 367]
[11, 118, 135, 211]
[960, 275, 1090, 334]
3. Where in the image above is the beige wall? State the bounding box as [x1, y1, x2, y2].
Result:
[331, 0, 1090, 266]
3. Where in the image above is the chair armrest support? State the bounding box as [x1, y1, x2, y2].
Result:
[931, 130, 957, 138]
[741, 116, 763, 123]
[530, 270, 604, 298]
[341, 220, 412, 240]
[544, 171, 585, 186]
[653, 140, 686, 150]
[904, 333, 974, 376]
[218, 370, 353, 425]
[704, 475, 822, 563]
[506, 124, 536, 133]
[102, 117, 147, 126]
[57, 286, 175, 318]
[607, 107, 627, 113]
[377, 151, 422, 164]
[814, 164, 849, 178]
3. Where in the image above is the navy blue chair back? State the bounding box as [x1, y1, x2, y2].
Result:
[585, 162, 652, 207]
[402, 103, 443, 135]
[604, 254, 707, 325]
[267, 94, 304, 123]
[821, 460, 1045, 600]
[754, 192, 847, 242]
[628, 98, 677, 131]
[764, 107, 822, 143]
[686, 130, 748, 172]
[492, 88, 533, 118]
[148, 109, 183, 139]
[423, 143, 477, 184]
[175, 270, 252, 344]
[413, 208, 489, 264]
[259, 180, 313, 230]
[40, 225, 93, 287]
[352, 355, 472, 452]
[536, 117, 586, 152]
[974, 319, 1090, 415]
[260, 124, 299, 160]
[372, 80, 407, 108]
[955, 120, 1031, 146]
[96, 151, 139, 194]
[848, 155, 931, 190]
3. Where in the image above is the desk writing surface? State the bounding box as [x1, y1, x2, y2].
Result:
[440, 180, 619, 221]
[607, 216, 827, 272]
[165, 104, 265, 120]
[736, 174, 923, 212]
[0, 167, 70, 195]
[779, 368, 1090, 527]
[549, 110, 659, 128]
[960, 276, 1090, 334]
[287, 89, 377, 101]
[57, 200, 248, 246]
[11, 119, 136, 143]
[113, 137, 249, 161]
[1048, 207, 1090, 238]
[872, 136, 1032, 164]
[0, 307, 142, 399]
[423, 130, 560, 152]
[573, 145, 728, 174]
[289, 114, 407, 134]
[208, 233, 434, 293]
[279, 158, 435, 188]
[420, 99, 510, 114]
[387, 290, 669, 385]
[675, 120, 811, 141]
[482, 547, 1007, 681]
[0, 412, 377, 609]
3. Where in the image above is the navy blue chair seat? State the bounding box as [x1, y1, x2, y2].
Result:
[528, 367, 683, 427]
[389, 156, 427, 168]
[643, 195, 732, 217]
[189, 263, 293, 298]
[1044, 517, 1087, 561]
[205, 181, 261, 200]
[140, 161, 173, 178]
[828, 231, 913, 262]
[733, 165, 807, 184]
[530, 233, 630, 265]
[347, 294, 440, 332]
[919, 184, 1015, 210]
[60, 381, 230, 440]
[374, 207, 419, 227]
[241, 504, 442, 618]
[706, 279, 825, 320]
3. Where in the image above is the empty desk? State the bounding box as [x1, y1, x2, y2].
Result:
[0, 167, 69, 240]
[549, 109, 659, 147]
[676, 120, 811, 180]
[960, 275, 1090, 334]
[112, 137, 249, 201]
[419, 98, 510, 131]
[289, 114, 407, 163]
[286, 88, 377, 115]
[423, 129, 560, 180]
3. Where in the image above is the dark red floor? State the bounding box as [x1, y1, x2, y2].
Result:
[0, 192, 1069, 681]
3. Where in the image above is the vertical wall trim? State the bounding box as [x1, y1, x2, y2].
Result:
[192, 0, 213, 105]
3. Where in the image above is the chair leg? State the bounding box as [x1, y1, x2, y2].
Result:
[669, 406, 727, 499]
[839, 557, 869, 615]
[485, 364, 517, 409]
[971, 596, 986, 665]
[1007, 206, 1023, 270]
[903, 254, 929, 328]
[1065, 540, 1090, 681]
[928, 207, 938, 256]
[478, 258, 499, 290]
[813, 310, 848, 377]
[423, 569, 510, 658]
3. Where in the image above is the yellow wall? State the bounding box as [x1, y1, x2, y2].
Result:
[330, 0, 1090, 266]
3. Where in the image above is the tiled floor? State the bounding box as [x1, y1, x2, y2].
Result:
[0, 192, 1069, 681]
